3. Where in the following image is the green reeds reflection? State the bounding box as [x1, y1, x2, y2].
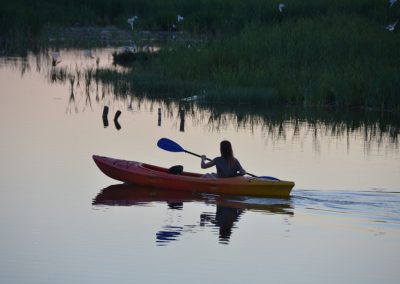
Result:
[1, 49, 399, 151]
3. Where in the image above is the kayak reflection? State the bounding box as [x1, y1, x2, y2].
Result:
[93, 184, 294, 245]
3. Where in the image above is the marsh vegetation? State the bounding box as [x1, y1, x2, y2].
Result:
[1, 0, 400, 109]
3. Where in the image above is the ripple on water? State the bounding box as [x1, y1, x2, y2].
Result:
[292, 189, 400, 225]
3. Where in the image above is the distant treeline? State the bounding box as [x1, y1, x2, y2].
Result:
[2, 0, 400, 109]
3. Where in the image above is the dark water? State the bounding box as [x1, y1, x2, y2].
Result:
[0, 49, 399, 283]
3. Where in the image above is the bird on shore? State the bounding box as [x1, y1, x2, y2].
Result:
[386, 20, 398, 31]
[278, 3, 285, 13]
[389, 0, 397, 8]
[177, 14, 184, 22]
[127, 16, 139, 30]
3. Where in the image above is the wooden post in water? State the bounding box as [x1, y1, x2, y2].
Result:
[102, 106, 109, 117]
[179, 109, 185, 132]
[114, 110, 121, 121]
[102, 106, 109, 128]
[158, 108, 162, 127]
[114, 110, 122, 130]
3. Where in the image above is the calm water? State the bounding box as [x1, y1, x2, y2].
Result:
[0, 49, 399, 283]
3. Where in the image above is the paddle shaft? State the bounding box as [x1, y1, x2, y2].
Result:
[184, 150, 257, 178]
[184, 150, 210, 160]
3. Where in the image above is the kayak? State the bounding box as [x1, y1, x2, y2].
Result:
[93, 155, 295, 197]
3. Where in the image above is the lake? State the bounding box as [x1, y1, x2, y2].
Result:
[0, 48, 399, 283]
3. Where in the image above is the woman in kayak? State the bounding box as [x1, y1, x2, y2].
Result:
[201, 140, 246, 178]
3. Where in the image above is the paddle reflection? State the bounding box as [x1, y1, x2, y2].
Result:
[93, 184, 294, 245]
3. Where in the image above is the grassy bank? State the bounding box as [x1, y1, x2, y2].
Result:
[100, 12, 400, 109]
[2, 0, 400, 109]
[134, 15, 400, 109]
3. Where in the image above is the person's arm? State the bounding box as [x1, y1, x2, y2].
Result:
[201, 155, 215, 169]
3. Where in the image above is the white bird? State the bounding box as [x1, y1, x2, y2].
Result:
[386, 20, 398, 31]
[127, 16, 138, 30]
[389, 0, 397, 8]
[278, 3, 285, 13]
[177, 14, 184, 22]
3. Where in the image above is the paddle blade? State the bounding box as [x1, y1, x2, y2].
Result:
[157, 138, 185, 152]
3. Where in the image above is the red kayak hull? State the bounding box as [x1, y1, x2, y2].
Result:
[93, 155, 294, 197]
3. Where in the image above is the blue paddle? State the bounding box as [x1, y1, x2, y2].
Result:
[157, 138, 280, 180]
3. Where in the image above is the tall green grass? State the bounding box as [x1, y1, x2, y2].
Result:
[109, 12, 400, 109]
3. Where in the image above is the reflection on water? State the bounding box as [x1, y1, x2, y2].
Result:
[200, 206, 244, 244]
[1, 48, 399, 154]
[93, 184, 400, 246]
[156, 226, 183, 245]
[93, 184, 294, 245]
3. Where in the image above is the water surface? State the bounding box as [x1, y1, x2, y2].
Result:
[0, 49, 399, 283]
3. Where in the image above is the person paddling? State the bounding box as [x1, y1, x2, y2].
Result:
[201, 140, 246, 178]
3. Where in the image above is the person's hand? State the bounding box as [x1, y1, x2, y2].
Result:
[201, 155, 206, 161]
